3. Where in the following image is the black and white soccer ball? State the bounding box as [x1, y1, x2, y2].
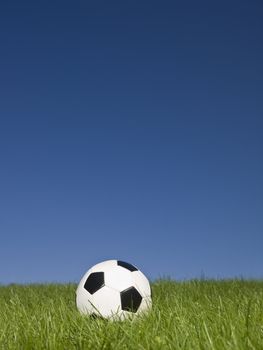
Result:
[76, 260, 152, 320]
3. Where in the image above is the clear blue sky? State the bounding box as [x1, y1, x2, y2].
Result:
[0, 0, 262, 283]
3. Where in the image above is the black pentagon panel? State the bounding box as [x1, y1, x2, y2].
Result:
[117, 260, 138, 272]
[84, 272, 104, 294]
[121, 286, 142, 312]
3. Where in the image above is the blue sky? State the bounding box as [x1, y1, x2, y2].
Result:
[0, 0, 262, 283]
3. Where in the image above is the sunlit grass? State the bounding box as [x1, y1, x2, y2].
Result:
[0, 280, 262, 349]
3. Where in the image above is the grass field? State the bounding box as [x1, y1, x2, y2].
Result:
[0, 280, 262, 349]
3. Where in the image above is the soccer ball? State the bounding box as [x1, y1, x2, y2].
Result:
[76, 260, 152, 320]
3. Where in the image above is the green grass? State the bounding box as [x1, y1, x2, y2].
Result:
[0, 280, 262, 349]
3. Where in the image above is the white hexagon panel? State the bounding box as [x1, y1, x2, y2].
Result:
[105, 265, 134, 292]
[91, 286, 121, 318]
